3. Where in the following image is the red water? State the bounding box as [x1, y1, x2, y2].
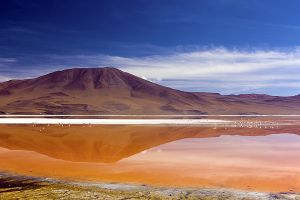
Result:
[0, 124, 300, 192]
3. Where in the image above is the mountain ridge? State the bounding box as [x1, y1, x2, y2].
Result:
[0, 67, 300, 115]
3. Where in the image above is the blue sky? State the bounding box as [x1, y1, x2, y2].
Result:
[1, 0, 300, 95]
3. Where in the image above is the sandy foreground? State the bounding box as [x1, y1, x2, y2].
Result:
[0, 172, 299, 200]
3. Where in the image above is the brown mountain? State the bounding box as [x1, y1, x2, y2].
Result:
[0, 67, 300, 114]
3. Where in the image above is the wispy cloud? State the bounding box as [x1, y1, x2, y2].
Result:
[0, 27, 40, 35]
[0, 58, 17, 63]
[0, 75, 11, 82]
[0, 57, 17, 69]
[1, 47, 300, 95]
[265, 23, 300, 30]
[100, 48, 300, 79]
[91, 47, 300, 95]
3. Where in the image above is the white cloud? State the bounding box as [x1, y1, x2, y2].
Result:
[0, 58, 16, 82]
[0, 75, 10, 83]
[0, 58, 16, 63]
[2, 47, 300, 95]
[94, 48, 300, 95]
[97, 48, 300, 80]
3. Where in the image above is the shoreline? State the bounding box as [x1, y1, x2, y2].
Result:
[0, 118, 231, 125]
[1, 172, 299, 200]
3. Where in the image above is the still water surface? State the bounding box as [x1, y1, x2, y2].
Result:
[0, 119, 300, 192]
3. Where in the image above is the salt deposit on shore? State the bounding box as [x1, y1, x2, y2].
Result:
[0, 118, 231, 125]
[1, 172, 299, 200]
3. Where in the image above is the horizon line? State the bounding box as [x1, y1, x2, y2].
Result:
[1, 114, 300, 117]
[0, 118, 231, 125]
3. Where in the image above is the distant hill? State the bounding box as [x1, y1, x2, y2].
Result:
[0, 67, 300, 114]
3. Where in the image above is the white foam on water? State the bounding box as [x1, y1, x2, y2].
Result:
[1, 114, 300, 117]
[0, 118, 231, 125]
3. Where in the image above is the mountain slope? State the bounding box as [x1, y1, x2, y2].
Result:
[0, 67, 300, 114]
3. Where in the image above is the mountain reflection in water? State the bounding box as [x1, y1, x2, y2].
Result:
[0, 123, 299, 163]
[0, 121, 300, 192]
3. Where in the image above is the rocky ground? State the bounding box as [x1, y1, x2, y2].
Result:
[0, 173, 299, 200]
